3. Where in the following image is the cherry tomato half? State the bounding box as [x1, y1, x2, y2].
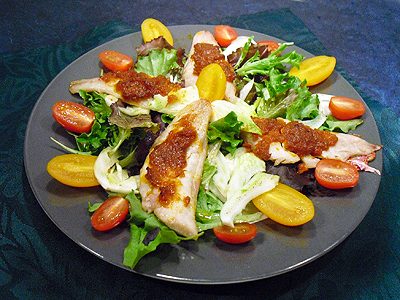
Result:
[47, 154, 99, 187]
[257, 40, 279, 52]
[252, 183, 314, 226]
[52, 101, 95, 134]
[329, 96, 366, 120]
[214, 25, 238, 47]
[196, 63, 227, 101]
[141, 18, 174, 46]
[315, 159, 359, 189]
[91, 196, 129, 232]
[213, 223, 257, 244]
[98, 50, 134, 72]
[289, 55, 336, 86]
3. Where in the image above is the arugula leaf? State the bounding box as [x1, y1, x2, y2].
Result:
[207, 112, 244, 154]
[123, 192, 190, 269]
[135, 48, 179, 77]
[320, 115, 364, 133]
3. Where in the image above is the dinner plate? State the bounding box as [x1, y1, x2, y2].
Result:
[24, 25, 382, 284]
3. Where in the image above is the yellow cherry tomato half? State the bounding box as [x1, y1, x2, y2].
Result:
[141, 18, 174, 46]
[47, 154, 99, 187]
[289, 55, 336, 86]
[252, 183, 315, 226]
[196, 63, 227, 101]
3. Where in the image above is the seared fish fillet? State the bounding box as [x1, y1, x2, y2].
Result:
[182, 31, 237, 101]
[243, 119, 382, 172]
[69, 70, 181, 105]
[139, 99, 212, 237]
[70, 77, 120, 98]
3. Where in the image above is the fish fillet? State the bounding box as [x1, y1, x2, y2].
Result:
[243, 121, 382, 170]
[182, 31, 237, 102]
[69, 77, 120, 98]
[139, 99, 212, 237]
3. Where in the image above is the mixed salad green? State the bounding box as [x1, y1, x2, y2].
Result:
[50, 30, 367, 268]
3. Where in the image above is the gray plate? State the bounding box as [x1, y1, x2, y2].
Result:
[24, 25, 382, 284]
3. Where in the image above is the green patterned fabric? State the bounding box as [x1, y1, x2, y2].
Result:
[1, 9, 399, 299]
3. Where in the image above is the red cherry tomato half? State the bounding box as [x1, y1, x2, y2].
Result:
[213, 223, 257, 244]
[315, 159, 360, 189]
[257, 40, 279, 52]
[91, 196, 129, 232]
[329, 96, 366, 120]
[52, 101, 95, 134]
[214, 25, 238, 47]
[98, 50, 134, 72]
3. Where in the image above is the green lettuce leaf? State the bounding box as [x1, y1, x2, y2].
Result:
[79, 90, 111, 123]
[207, 112, 244, 154]
[320, 115, 364, 133]
[286, 92, 320, 121]
[236, 43, 303, 77]
[123, 192, 190, 269]
[135, 48, 179, 77]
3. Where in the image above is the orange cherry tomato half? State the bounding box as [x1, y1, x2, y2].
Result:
[315, 159, 359, 189]
[52, 101, 95, 134]
[213, 223, 257, 244]
[329, 96, 366, 120]
[91, 196, 129, 232]
[98, 50, 134, 72]
[252, 183, 314, 227]
[214, 25, 238, 47]
[46, 154, 99, 188]
[257, 40, 279, 52]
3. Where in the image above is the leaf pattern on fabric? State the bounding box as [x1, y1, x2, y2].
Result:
[0, 20, 134, 298]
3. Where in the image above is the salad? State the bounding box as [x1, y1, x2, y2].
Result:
[46, 19, 382, 269]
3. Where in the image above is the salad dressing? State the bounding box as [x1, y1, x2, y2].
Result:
[192, 43, 235, 82]
[102, 69, 181, 104]
[145, 114, 197, 207]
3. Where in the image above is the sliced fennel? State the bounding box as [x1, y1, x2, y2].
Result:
[203, 146, 279, 227]
[94, 147, 139, 195]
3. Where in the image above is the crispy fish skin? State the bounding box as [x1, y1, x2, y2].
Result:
[139, 99, 212, 237]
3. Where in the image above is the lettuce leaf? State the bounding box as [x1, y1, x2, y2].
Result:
[207, 112, 243, 154]
[135, 48, 179, 77]
[320, 115, 364, 133]
[236, 43, 303, 77]
[211, 100, 261, 134]
[123, 192, 189, 269]
[286, 92, 320, 121]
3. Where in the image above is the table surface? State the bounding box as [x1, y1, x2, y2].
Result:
[1, 0, 399, 299]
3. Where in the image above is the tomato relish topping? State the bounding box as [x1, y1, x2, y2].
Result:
[102, 69, 181, 104]
[145, 115, 197, 207]
[192, 43, 235, 82]
[250, 118, 338, 160]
